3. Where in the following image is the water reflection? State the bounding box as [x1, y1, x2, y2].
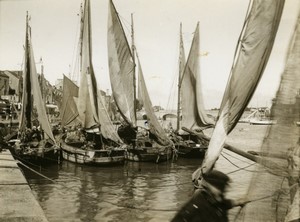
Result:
[25, 158, 202, 221]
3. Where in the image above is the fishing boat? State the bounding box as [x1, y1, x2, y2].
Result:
[170, 23, 213, 158]
[107, 0, 173, 163]
[60, 0, 125, 166]
[174, 0, 296, 221]
[9, 12, 59, 165]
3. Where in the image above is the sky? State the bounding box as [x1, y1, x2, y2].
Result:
[0, 0, 299, 110]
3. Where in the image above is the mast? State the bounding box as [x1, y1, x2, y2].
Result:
[23, 11, 32, 129]
[176, 23, 184, 131]
[40, 57, 44, 99]
[131, 13, 137, 126]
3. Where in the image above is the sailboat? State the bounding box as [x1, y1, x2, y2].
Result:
[173, 0, 291, 221]
[10, 12, 59, 165]
[170, 23, 213, 158]
[107, 0, 173, 163]
[60, 0, 125, 166]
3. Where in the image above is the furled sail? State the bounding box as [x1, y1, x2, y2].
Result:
[77, 0, 99, 129]
[107, 0, 136, 127]
[238, 8, 300, 221]
[19, 15, 56, 143]
[60, 75, 79, 127]
[180, 23, 212, 132]
[137, 57, 172, 146]
[194, 0, 285, 176]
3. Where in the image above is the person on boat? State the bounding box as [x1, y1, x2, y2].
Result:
[171, 170, 249, 222]
[31, 126, 42, 141]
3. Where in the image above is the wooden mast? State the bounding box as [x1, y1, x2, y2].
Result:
[131, 13, 137, 126]
[176, 23, 183, 131]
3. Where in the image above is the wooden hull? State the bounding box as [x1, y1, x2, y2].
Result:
[176, 144, 207, 158]
[61, 141, 125, 166]
[125, 146, 172, 163]
[9, 141, 59, 166]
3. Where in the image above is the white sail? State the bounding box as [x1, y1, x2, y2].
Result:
[77, 0, 99, 129]
[193, 0, 285, 177]
[137, 57, 172, 145]
[180, 23, 212, 132]
[97, 92, 123, 144]
[60, 75, 79, 127]
[107, 0, 136, 127]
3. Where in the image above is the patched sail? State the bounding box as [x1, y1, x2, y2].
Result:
[19, 17, 56, 143]
[107, 0, 136, 127]
[196, 0, 285, 175]
[239, 8, 300, 221]
[77, 0, 99, 129]
[137, 57, 172, 146]
[180, 23, 212, 131]
[60, 75, 79, 127]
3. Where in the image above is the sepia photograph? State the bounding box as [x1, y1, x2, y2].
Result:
[0, 0, 299, 221]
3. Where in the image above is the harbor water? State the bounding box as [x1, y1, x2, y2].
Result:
[21, 123, 267, 222]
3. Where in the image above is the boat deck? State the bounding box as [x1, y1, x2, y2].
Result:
[0, 148, 48, 221]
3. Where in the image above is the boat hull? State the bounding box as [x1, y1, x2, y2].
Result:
[9, 141, 60, 166]
[125, 146, 172, 163]
[61, 141, 125, 166]
[176, 144, 207, 158]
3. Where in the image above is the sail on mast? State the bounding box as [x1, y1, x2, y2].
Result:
[107, 0, 137, 128]
[19, 12, 56, 143]
[77, 0, 99, 129]
[60, 75, 79, 127]
[195, 0, 285, 175]
[239, 8, 300, 221]
[137, 56, 172, 145]
[97, 92, 123, 143]
[180, 22, 212, 132]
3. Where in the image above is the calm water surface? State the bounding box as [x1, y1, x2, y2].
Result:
[22, 123, 267, 222]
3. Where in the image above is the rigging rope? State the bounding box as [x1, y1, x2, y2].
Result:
[221, 152, 266, 173]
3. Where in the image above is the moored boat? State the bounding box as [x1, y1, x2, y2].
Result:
[59, 0, 125, 166]
[107, 0, 173, 163]
[169, 23, 213, 158]
[9, 12, 59, 165]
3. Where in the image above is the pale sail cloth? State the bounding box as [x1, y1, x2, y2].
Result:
[238, 8, 300, 221]
[137, 57, 172, 146]
[192, 0, 285, 179]
[60, 75, 79, 127]
[97, 92, 123, 143]
[107, 0, 136, 127]
[180, 23, 212, 132]
[19, 24, 56, 143]
[77, 0, 99, 129]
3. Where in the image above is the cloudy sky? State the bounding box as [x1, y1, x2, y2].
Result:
[0, 0, 299, 109]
